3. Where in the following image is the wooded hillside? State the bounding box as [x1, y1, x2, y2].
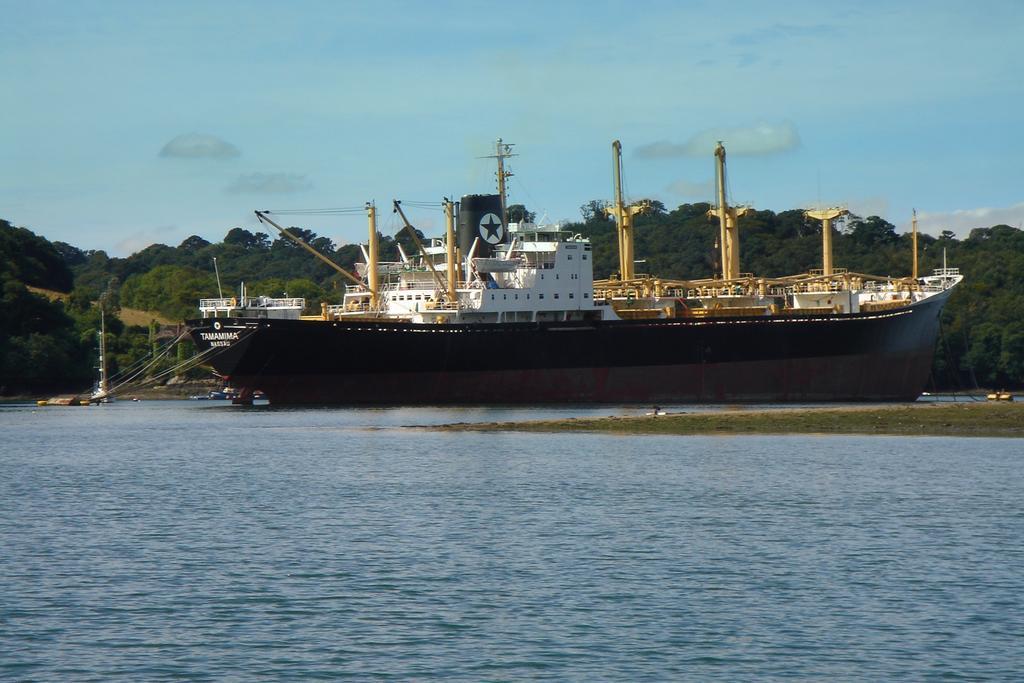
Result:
[2, 205, 1022, 395]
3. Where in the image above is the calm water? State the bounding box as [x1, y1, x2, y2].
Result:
[1, 401, 1022, 681]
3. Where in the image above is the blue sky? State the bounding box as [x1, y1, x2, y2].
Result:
[3, 0, 1022, 256]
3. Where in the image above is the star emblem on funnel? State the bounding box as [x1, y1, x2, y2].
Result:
[479, 213, 504, 244]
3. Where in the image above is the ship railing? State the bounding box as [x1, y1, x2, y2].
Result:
[684, 285, 754, 298]
[329, 301, 405, 315]
[344, 282, 460, 294]
[423, 300, 461, 311]
[788, 281, 848, 294]
[917, 283, 947, 293]
[262, 297, 304, 308]
[200, 297, 237, 310]
[378, 281, 468, 292]
[329, 302, 389, 315]
[808, 268, 849, 276]
[199, 296, 305, 311]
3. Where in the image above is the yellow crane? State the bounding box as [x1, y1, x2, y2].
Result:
[804, 207, 849, 277]
[605, 140, 649, 280]
[707, 142, 751, 281]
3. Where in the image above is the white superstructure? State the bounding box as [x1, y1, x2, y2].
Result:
[198, 138, 961, 326]
[335, 221, 613, 324]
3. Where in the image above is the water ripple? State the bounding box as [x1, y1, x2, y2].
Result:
[1, 402, 1022, 680]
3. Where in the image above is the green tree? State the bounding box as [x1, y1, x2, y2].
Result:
[0, 220, 75, 291]
[121, 265, 216, 321]
[506, 204, 535, 223]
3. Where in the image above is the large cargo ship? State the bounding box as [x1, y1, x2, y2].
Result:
[188, 140, 961, 405]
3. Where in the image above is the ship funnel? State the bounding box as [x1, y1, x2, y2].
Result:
[458, 194, 504, 258]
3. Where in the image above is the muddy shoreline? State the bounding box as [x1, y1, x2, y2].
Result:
[434, 402, 1024, 438]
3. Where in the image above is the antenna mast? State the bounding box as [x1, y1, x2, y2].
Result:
[482, 139, 516, 228]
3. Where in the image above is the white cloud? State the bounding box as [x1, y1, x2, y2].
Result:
[159, 133, 240, 159]
[226, 172, 312, 195]
[916, 203, 1024, 238]
[113, 225, 178, 255]
[636, 122, 801, 159]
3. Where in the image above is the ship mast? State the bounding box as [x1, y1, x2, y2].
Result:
[805, 207, 848, 276]
[444, 198, 457, 298]
[707, 142, 750, 281]
[482, 139, 516, 228]
[912, 209, 919, 280]
[366, 202, 380, 310]
[605, 140, 648, 281]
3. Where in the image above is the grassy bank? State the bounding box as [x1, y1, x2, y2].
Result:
[437, 402, 1024, 438]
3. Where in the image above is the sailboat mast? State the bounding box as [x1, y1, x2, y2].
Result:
[99, 309, 109, 396]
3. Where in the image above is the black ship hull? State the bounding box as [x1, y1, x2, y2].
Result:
[188, 290, 951, 405]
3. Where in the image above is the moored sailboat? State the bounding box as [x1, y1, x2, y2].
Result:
[90, 309, 114, 404]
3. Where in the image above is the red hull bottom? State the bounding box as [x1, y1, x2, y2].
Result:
[231, 350, 932, 405]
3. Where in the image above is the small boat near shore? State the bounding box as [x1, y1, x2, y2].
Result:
[190, 386, 265, 401]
